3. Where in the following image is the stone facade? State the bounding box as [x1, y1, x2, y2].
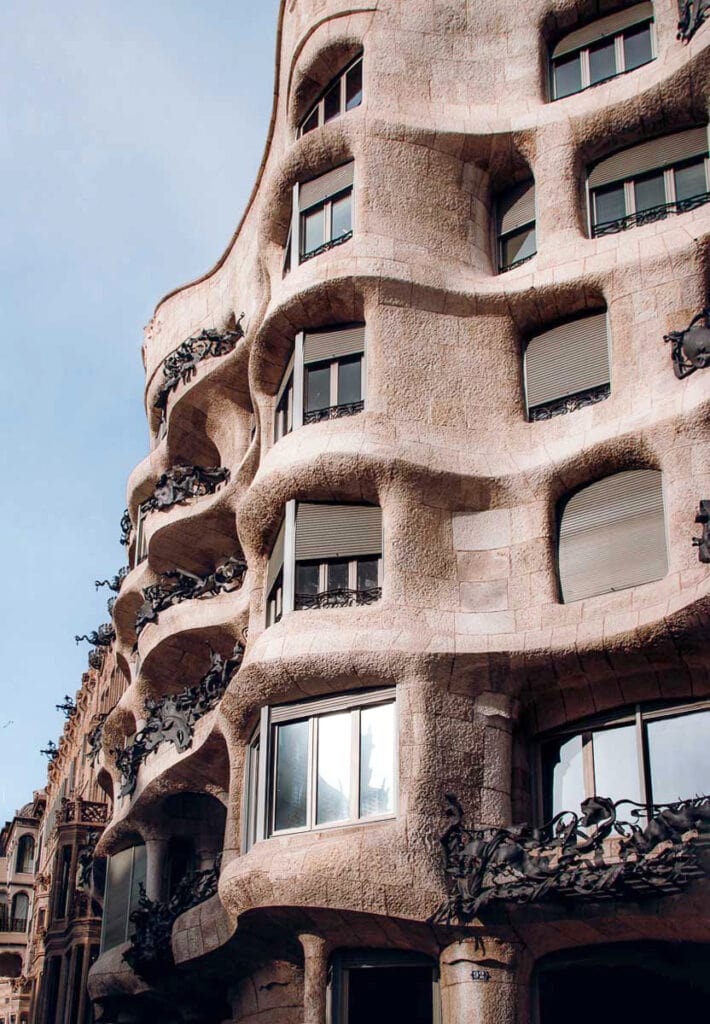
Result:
[74, 1, 710, 1021]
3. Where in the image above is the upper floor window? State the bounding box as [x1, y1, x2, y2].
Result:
[15, 834, 35, 874]
[134, 506, 148, 566]
[265, 501, 383, 624]
[298, 54, 363, 137]
[551, 3, 655, 100]
[524, 311, 610, 420]
[100, 842, 146, 952]
[246, 688, 396, 845]
[588, 126, 710, 236]
[540, 700, 709, 819]
[285, 162, 355, 272]
[496, 180, 536, 272]
[10, 892, 29, 933]
[558, 469, 667, 603]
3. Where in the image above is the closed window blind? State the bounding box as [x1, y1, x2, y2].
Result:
[303, 325, 365, 365]
[299, 162, 354, 211]
[295, 503, 382, 560]
[558, 470, 667, 603]
[266, 521, 286, 595]
[553, 2, 654, 58]
[588, 127, 708, 189]
[498, 180, 536, 235]
[525, 312, 610, 411]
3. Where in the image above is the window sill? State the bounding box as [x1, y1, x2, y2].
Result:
[265, 812, 397, 841]
[592, 192, 710, 236]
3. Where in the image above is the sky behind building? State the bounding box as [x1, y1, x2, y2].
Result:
[0, 0, 280, 823]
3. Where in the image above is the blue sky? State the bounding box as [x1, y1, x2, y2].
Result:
[0, 0, 280, 824]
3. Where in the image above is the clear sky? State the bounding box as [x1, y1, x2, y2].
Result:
[0, 0, 281, 824]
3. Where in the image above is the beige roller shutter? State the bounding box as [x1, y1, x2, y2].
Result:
[299, 162, 354, 211]
[553, 2, 654, 59]
[588, 127, 708, 189]
[498, 180, 536, 235]
[295, 503, 382, 560]
[101, 848, 133, 951]
[304, 325, 365, 365]
[525, 312, 610, 410]
[266, 520, 285, 595]
[559, 470, 667, 603]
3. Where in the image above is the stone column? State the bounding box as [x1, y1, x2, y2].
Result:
[439, 937, 529, 1024]
[144, 838, 169, 901]
[298, 932, 329, 1024]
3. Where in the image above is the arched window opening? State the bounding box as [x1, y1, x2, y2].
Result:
[15, 834, 35, 874]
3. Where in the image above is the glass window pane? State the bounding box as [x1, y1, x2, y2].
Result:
[295, 562, 319, 596]
[634, 171, 666, 213]
[553, 53, 582, 99]
[302, 206, 325, 254]
[501, 225, 536, 269]
[346, 59, 363, 109]
[327, 560, 349, 591]
[593, 724, 641, 806]
[323, 81, 341, 123]
[337, 355, 362, 405]
[301, 107, 319, 135]
[589, 37, 617, 85]
[316, 712, 352, 824]
[593, 183, 626, 226]
[623, 23, 653, 72]
[549, 734, 585, 816]
[675, 160, 707, 203]
[360, 702, 395, 817]
[331, 192, 352, 239]
[357, 558, 379, 591]
[306, 363, 331, 412]
[646, 709, 709, 805]
[274, 720, 309, 831]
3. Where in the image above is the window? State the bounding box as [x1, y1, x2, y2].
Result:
[298, 55, 363, 137]
[274, 359, 294, 442]
[588, 126, 710, 236]
[558, 470, 667, 603]
[524, 311, 610, 420]
[10, 893, 29, 933]
[55, 845, 73, 920]
[15, 834, 35, 874]
[266, 521, 285, 627]
[100, 843, 146, 952]
[134, 505, 148, 566]
[539, 701, 709, 820]
[330, 950, 439, 1024]
[247, 688, 396, 844]
[496, 180, 536, 272]
[284, 162, 355, 272]
[551, 3, 655, 100]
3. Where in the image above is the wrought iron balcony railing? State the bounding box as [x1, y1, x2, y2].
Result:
[300, 230, 353, 263]
[500, 251, 536, 274]
[154, 318, 244, 414]
[135, 556, 247, 638]
[678, 0, 710, 41]
[528, 383, 610, 421]
[592, 192, 710, 237]
[294, 586, 382, 610]
[0, 910, 28, 934]
[303, 400, 364, 425]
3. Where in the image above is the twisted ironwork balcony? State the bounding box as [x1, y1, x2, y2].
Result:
[294, 586, 381, 610]
[300, 230, 353, 263]
[154, 317, 244, 414]
[678, 0, 710, 41]
[135, 556, 247, 638]
[593, 192, 710, 237]
[303, 400, 364, 424]
[528, 383, 610, 421]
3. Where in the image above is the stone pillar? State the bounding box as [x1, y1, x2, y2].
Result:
[298, 932, 329, 1024]
[440, 937, 529, 1024]
[144, 838, 168, 901]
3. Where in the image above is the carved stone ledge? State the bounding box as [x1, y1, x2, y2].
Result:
[154, 317, 244, 414]
[135, 555, 247, 638]
[430, 792, 709, 924]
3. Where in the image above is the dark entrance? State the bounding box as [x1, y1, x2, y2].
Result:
[333, 951, 436, 1024]
[537, 942, 710, 1024]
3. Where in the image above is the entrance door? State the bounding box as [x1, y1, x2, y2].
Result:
[332, 951, 438, 1024]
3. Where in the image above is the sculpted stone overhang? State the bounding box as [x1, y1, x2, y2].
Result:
[431, 792, 710, 924]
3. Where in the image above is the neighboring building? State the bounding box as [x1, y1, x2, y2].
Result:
[57, 0, 710, 1021]
[0, 798, 42, 1024]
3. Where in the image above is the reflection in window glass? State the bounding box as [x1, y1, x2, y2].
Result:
[554, 53, 582, 99]
[589, 38, 616, 85]
[675, 160, 707, 202]
[274, 720, 309, 830]
[303, 207, 325, 254]
[360, 702, 395, 817]
[331, 193, 352, 239]
[301, 108, 319, 135]
[623, 23, 653, 72]
[357, 558, 379, 591]
[338, 355, 362, 405]
[324, 81, 341, 123]
[593, 724, 641, 806]
[295, 562, 319, 596]
[327, 560, 349, 591]
[346, 60, 363, 110]
[594, 183, 626, 225]
[306, 363, 330, 412]
[634, 171, 665, 213]
[502, 226, 536, 269]
[316, 712, 352, 823]
[647, 710, 709, 804]
[551, 734, 585, 817]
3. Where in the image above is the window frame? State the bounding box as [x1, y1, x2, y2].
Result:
[245, 688, 398, 847]
[297, 54, 363, 138]
[535, 698, 710, 823]
[299, 186, 353, 261]
[329, 950, 441, 1024]
[550, 14, 655, 100]
[134, 505, 149, 566]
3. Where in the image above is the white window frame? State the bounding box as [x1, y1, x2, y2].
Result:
[299, 188, 353, 262]
[246, 688, 398, 847]
[551, 17, 656, 100]
[297, 54, 363, 138]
